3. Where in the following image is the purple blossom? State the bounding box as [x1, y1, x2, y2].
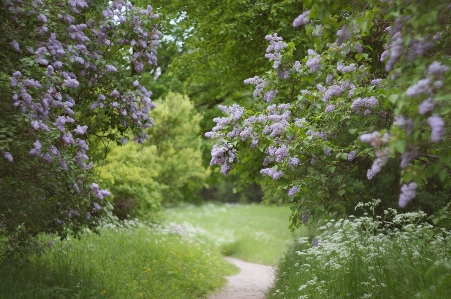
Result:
[336, 25, 351, 46]
[370, 78, 383, 86]
[288, 157, 299, 166]
[406, 78, 431, 97]
[38, 13, 48, 23]
[306, 50, 321, 73]
[260, 168, 284, 180]
[293, 10, 310, 27]
[427, 114, 445, 142]
[264, 90, 278, 102]
[399, 182, 418, 208]
[288, 186, 300, 197]
[408, 37, 433, 61]
[293, 61, 301, 72]
[2, 151, 13, 162]
[427, 61, 449, 76]
[325, 74, 333, 85]
[10, 40, 20, 52]
[302, 213, 310, 225]
[106, 64, 118, 72]
[348, 151, 355, 161]
[354, 42, 363, 53]
[312, 238, 318, 247]
[400, 146, 419, 168]
[324, 147, 331, 156]
[418, 98, 435, 115]
[93, 202, 101, 211]
[244, 76, 267, 97]
[325, 104, 335, 114]
[63, 78, 79, 88]
[74, 125, 88, 135]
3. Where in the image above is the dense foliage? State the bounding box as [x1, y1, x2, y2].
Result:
[96, 92, 209, 218]
[0, 0, 160, 250]
[269, 200, 451, 298]
[205, 0, 451, 228]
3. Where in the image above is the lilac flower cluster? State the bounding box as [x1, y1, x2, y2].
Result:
[427, 114, 445, 142]
[288, 186, 300, 197]
[427, 61, 449, 76]
[351, 96, 379, 112]
[336, 25, 351, 46]
[322, 81, 349, 102]
[262, 104, 291, 138]
[293, 10, 310, 27]
[418, 98, 435, 115]
[360, 132, 390, 179]
[260, 168, 284, 180]
[393, 115, 414, 134]
[337, 62, 357, 73]
[400, 145, 419, 168]
[347, 151, 355, 161]
[264, 33, 287, 69]
[244, 76, 267, 98]
[406, 78, 431, 97]
[408, 37, 433, 61]
[91, 183, 111, 200]
[398, 182, 417, 208]
[306, 49, 321, 73]
[209, 143, 237, 175]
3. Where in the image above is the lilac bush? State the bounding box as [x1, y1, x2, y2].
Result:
[205, 0, 451, 228]
[0, 0, 161, 250]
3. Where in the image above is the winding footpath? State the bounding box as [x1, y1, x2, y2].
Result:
[208, 257, 276, 299]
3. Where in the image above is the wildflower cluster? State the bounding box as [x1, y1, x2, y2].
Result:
[269, 201, 451, 299]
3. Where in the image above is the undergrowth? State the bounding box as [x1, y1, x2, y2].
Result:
[0, 222, 236, 299]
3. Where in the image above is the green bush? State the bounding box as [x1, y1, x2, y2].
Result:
[96, 92, 209, 218]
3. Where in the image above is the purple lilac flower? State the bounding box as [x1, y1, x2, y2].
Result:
[400, 146, 419, 168]
[348, 151, 355, 161]
[325, 104, 335, 114]
[399, 182, 417, 208]
[106, 64, 118, 72]
[38, 13, 48, 23]
[288, 157, 299, 166]
[312, 238, 319, 247]
[427, 114, 445, 142]
[244, 76, 267, 98]
[324, 147, 331, 156]
[264, 33, 287, 69]
[427, 61, 449, 76]
[302, 213, 310, 225]
[10, 40, 20, 52]
[260, 168, 284, 180]
[63, 78, 79, 88]
[370, 78, 383, 86]
[326, 74, 333, 85]
[351, 96, 379, 111]
[336, 25, 351, 46]
[393, 115, 414, 134]
[293, 61, 301, 72]
[288, 186, 300, 197]
[408, 37, 433, 61]
[418, 98, 435, 115]
[406, 78, 431, 97]
[74, 125, 88, 135]
[293, 10, 310, 27]
[306, 50, 321, 73]
[264, 90, 278, 102]
[2, 151, 13, 162]
[354, 42, 363, 53]
[93, 202, 101, 211]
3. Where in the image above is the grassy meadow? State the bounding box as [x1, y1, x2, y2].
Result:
[0, 223, 237, 299]
[164, 203, 307, 265]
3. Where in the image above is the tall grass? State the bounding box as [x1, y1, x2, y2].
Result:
[268, 201, 451, 299]
[164, 203, 307, 265]
[0, 223, 237, 299]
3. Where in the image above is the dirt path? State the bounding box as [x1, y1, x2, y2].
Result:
[208, 257, 276, 299]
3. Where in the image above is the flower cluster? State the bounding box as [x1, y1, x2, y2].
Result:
[264, 33, 287, 69]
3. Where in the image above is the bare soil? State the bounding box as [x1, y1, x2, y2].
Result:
[208, 257, 275, 299]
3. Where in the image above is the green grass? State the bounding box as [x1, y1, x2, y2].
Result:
[268, 206, 451, 299]
[164, 203, 307, 265]
[0, 225, 237, 299]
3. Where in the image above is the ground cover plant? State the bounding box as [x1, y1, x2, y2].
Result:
[268, 200, 451, 299]
[165, 203, 307, 265]
[0, 221, 236, 299]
